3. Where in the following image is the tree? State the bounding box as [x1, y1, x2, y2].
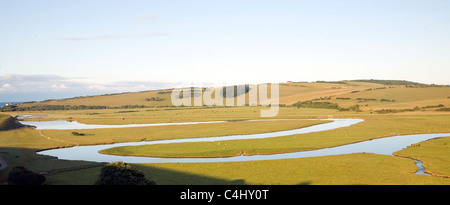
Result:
[95, 162, 155, 185]
[8, 166, 46, 185]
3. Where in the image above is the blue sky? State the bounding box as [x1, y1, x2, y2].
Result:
[1, 0, 450, 101]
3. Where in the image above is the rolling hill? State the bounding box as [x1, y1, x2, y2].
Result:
[4, 80, 450, 113]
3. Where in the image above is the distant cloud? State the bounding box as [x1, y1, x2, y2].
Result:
[88, 84, 109, 91]
[0, 83, 15, 92]
[139, 14, 161, 22]
[51, 84, 67, 89]
[0, 74, 183, 101]
[59, 32, 169, 41]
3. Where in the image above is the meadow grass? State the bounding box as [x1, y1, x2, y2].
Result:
[100, 114, 450, 158]
[133, 153, 450, 185]
[318, 86, 450, 110]
[395, 137, 450, 177]
[42, 153, 450, 185]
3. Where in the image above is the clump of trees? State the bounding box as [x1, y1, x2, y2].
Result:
[293, 100, 362, 112]
[436, 107, 450, 112]
[71, 131, 85, 136]
[356, 98, 377, 101]
[0, 104, 18, 112]
[95, 162, 155, 185]
[338, 105, 361, 112]
[421, 104, 444, 109]
[293, 101, 340, 109]
[157, 90, 173, 94]
[351, 79, 425, 86]
[1, 104, 149, 112]
[375, 107, 420, 114]
[145, 97, 165, 101]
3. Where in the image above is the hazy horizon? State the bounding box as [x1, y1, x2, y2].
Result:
[0, 75, 447, 102]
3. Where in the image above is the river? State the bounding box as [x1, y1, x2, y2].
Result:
[26, 118, 450, 176]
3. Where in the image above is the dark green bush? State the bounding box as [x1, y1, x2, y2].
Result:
[95, 162, 155, 185]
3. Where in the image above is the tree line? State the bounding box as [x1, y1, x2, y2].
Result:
[1, 104, 148, 112]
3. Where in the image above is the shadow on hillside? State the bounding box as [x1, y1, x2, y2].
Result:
[0, 147, 248, 185]
[0, 147, 102, 184]
[0, 146, 248, 185]
[1, 147, 313, 185]
[134, 165, 248, 185]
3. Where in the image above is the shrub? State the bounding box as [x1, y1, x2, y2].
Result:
[356, 98, 377, 101]
[375, 108, 417, 114]
[95, 162, 155, 185]
[436, 107, 450, 112]
[145, 97, 165, 101]
[293, 101, 340, 109]
[421, 104, 444, 109]
[71, 132, 85, 136]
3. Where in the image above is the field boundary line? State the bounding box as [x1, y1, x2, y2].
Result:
[39, 130, 80, 146]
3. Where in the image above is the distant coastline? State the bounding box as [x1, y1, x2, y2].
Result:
[0, 102, 24, 107]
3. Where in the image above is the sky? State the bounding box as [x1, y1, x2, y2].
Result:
[1, 0, 450, 101]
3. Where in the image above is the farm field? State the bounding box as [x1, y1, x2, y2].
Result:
[1, 80, 450, 185]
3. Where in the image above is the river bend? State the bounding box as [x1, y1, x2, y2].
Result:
[29, 119, 450, 170]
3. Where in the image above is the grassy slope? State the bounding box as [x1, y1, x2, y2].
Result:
[321, 86, 450, 110]
[136, 153, 450, 185]
[14, 81, 385, 107]
[13, 80, 450, 114]
[0, 114, 9, 128]
[43, 152, 450, 185]
[23, 90, 173, 107]
[0, 114, 24, 131]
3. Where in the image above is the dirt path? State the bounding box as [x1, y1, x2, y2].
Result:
[38, 130, 79, 146]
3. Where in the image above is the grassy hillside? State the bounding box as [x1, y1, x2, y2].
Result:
[7, 80, 450, 110]
[0, 114, 24, 131]
[8, 80, 448, 113]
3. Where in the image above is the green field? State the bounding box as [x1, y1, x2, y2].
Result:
[1, 80, 450, 185]
[100, 115, 450, 158]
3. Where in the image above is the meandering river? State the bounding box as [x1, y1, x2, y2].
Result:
[25, 118, 450, 174]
